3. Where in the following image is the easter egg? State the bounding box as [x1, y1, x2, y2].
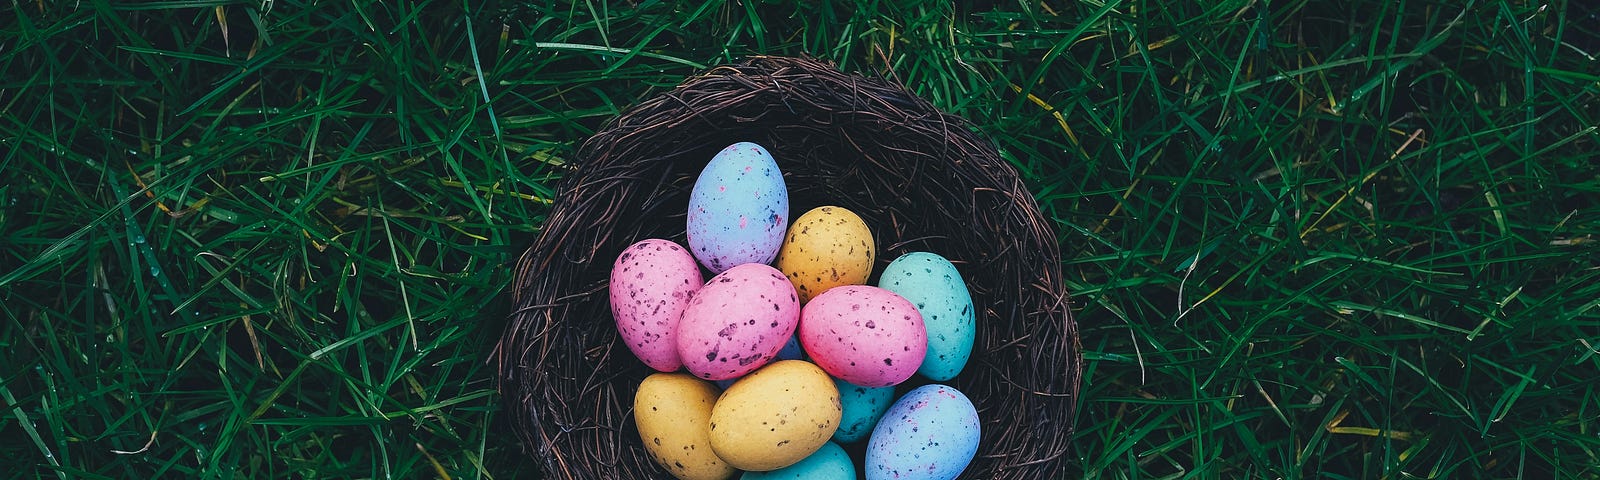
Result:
[865, 384, 980, 480]
[798, 285, 926, 387]
[775, 206, 874, 304]
[877, 252, 975, 381]
[833, 378, 895, 444]
[709, 360, 842, 471]
[634, 373, 736, 480]
[678, 263, 801, 381]
[687, 142, 789, 274]
[715, 334, 805, 390]
[739, 441, 854, 480]
[610, 239, 703, 372]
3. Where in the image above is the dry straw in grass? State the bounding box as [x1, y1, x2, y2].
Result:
[496, 55, 1081, 479]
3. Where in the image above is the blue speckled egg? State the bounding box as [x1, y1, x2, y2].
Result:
[776, 332, 805, 361]
[833, 378, 895, 444]
[866, 384, 980, 480]
[740, 441, 854, 480]
[687, 142, 789, 274]
[877, 252, 975, 381]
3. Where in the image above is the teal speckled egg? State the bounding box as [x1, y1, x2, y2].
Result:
[833, 378, 894, 444]
[740, 441, 854, 480]
[877, 252, 975, 381]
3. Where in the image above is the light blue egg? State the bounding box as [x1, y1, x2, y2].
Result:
[741, 441, 855, 480]
[687, 142, 789, 274]
[866, 384, 980, 480]
[833, 378, 895, 444]
[877, 252, 975, 381]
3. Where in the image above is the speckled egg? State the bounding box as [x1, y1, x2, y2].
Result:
[709, 360, 842, 471]
[877, 252, 975, 381]
[775, 206, 874, 304]
[678, 263, 801, 381]
[610, 239, 703, 372]
[833, 378, 895, 444]
[865, 384, 980, 480]
[798, 285, 926, 387]
[739, 441, 854, 480]
[687, 142, 789, 274]
[715, 334, 805, 390]
[634, 373, 736, 480]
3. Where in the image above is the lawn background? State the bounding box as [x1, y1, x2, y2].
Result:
[3, 0, 1598, 478]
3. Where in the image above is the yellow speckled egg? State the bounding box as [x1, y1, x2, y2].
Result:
[776, 206, 874, 303]
[634, 373, 737, 480]
[709, 360, 842, 471]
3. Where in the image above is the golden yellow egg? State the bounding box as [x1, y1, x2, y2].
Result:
[776, 206, 875, 303]
[634, 373, 737, 480]
[708, 360, 842, 471]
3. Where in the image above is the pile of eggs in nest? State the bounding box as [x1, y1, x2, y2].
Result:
[611, 142, 980, 480]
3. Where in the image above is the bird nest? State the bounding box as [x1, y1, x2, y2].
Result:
[495, 55, 1081, 479]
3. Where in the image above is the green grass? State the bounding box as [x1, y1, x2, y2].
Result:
[3, 0, 1597, 478]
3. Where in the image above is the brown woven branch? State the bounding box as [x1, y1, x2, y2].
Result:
[495, 55, 1081, 479]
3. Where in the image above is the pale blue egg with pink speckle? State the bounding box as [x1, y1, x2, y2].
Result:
[687, 142, 789, 274]
[866, 384, 980, 480]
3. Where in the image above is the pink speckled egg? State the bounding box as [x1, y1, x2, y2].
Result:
[609, 239, 703, 372]
[677, 263, 801, 381]
[798, 286, 926, 387]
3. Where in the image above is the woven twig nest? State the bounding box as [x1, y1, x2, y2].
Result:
[496, 55, 1081, 479]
